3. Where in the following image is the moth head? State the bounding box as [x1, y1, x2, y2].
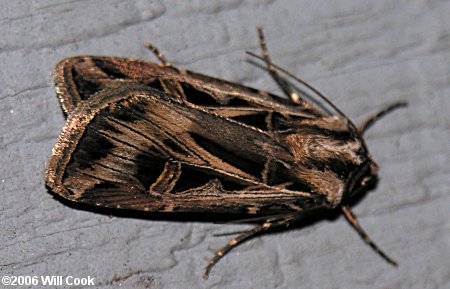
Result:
[345, 158, 379, 202]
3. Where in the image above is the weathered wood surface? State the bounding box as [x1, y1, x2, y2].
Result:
[1, 1, 448, 288]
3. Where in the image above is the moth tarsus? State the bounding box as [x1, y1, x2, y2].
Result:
[46, 26, 406, 279]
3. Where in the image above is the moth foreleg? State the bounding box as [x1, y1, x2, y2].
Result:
[256, 26, 302, 105]
[203, 217, 293, 280]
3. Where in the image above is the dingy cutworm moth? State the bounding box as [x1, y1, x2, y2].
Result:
[45, 26, 406, 279]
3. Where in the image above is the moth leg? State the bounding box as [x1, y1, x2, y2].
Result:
[256, 26, 302, 105]
[146, 42, 173, 67]
[357, 102, 407, 135]
[204, 217, 293, 279]
[145, 42, 191, 100]
[342, 205, 398, 266]
[159, 79, 188, 101]
[149, 160, 182, 195]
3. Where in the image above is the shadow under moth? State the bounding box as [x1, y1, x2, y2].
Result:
[45, 26, 406, 279]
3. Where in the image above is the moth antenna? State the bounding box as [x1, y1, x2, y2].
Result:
[358, 102, 408, 135]
[250, 27, 348, 118]
[145, 42, 172, 67]
[204, 218, 293, 280]
[341, 205, 398, 266]
[214, 212, 300, 225]
[246, 50, 353, 126]
[212, 230, 250, 237]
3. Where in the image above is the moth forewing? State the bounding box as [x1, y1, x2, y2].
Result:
[46, 84, 323, 213]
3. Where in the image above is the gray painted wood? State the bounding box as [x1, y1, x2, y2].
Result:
[1, 1, 448, 288]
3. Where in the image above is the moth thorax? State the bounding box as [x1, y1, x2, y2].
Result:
[284, 117, 366, 207]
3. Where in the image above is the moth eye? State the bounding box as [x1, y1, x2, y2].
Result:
[361, 176, 372, 186]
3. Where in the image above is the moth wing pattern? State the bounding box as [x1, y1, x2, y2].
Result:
[45, 83, 326, 214]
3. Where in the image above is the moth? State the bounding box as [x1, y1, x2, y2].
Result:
[45, 26, 406, 279]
